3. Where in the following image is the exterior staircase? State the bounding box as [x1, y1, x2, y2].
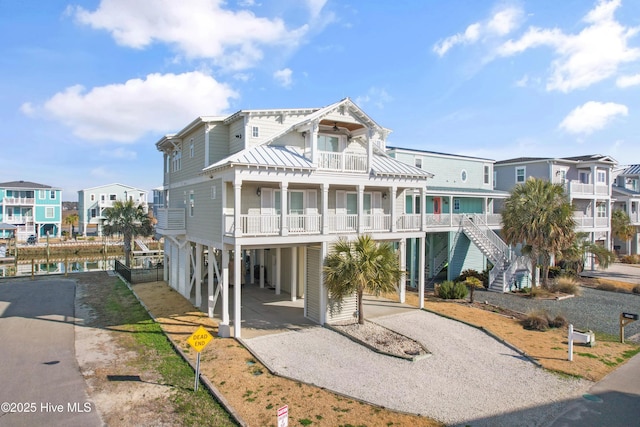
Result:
[460, 214, 529, 292]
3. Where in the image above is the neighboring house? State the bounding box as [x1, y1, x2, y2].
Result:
[78, 183, 148, 236]
[494, 155, 617, 268]
[0, 180, 62, 241]
[612, 164, 640, 255]
[155, 98, 432, 338]
[387, 147, 516, 291]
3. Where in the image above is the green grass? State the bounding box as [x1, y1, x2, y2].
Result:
[108, 279, 237, 426]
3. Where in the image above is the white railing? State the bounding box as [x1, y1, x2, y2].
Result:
[630, 211, 640, 225]
[156, 208, 185, 230]
[504, 256, 531, 292]
[424, 213, 501, 228]
[361, 214, 391, 232]
[4, 216, 34, 224]
[318, 151, 368, 172]
[484, 214, 502, 226]
[573, 214, 609, 228]
[2, 197, 34, 205]
[567, 182, 594, 196]
[425, 214, 452, 227]
[287, 214, 321, 234]
[396, 214, 421, 231]
[327, 214, 358, 233]
[241, 214, 280, 236]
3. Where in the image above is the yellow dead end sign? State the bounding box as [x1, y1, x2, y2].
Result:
[187, 325, 213, 352]
[187, 326, 213, 392]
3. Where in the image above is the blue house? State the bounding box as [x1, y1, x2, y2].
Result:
[0, 180, 62, 241]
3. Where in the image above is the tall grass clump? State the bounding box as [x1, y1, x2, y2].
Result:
[550, 276, 581, 295]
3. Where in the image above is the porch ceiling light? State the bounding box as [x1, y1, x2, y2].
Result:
[333, 122, 339, 131]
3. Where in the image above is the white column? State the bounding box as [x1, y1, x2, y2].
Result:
[291, 246, 297, 301]
[421, 186, 427, 231]
[259, 249, 265, 288]
[399, 239, 406, 303]
[419, 236, 425, 309]
[219, 249, 230, 337]
[275, 247, 281, 295]
[195, 243, 203, 309]
[320, 241, 328, 325]
[233, 243, 242, 338]
[391, 187, 397, 232]
[180, 243, 189, 296]
[311, 121, 319, 165]
[233, 181, 242, 238]
[357, 185, 364, 234]
[322, 183, 329, 234]
[250, 249, 256, 285]
[207, 245, 214, 318]
[280, 182, 288, 236]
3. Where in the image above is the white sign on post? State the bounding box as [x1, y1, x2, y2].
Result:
[277, 405, 288, 427]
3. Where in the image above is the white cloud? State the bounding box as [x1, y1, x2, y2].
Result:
[498, 0, 640, 92]
[616, 73, 640, 87]
[73, 0, 310, 71]
[355, 87, 393, 109]
[559, 101, 628, 135]
[433, 6, 523, 56]
[273, 68, 293, 88]
[23, 71, 238, 142]
[515, 74, 529, 87]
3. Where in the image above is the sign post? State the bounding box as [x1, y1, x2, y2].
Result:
[620, 312, 638, 343]
[568, 324, 573, 361]
[187, 325, 213, 392]
[277, 405, 288, 427]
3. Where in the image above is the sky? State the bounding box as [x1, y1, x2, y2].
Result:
[2, 0, 640, 200]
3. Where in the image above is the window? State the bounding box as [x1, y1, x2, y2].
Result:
[484, 166, 490, 184]
[39, 190, 46, 199]
[596, 202, 607, 218]
[50, 190, 56, 199]
[172, 149, 182, 172]
[252, 126, 259, 138]
[109, 194, 117, 201]
[318, 135, 340, 152]
[100, 194, 106, 202]
[415, 158, 422, 169]
[493, 171, 497, 188]
[189, 192, 195, 217]
[461, 170, 467, 182]
[45, 207, 54, 218]
[211, 185, 216, 200]
[597, 171, 606, 184]
[166, 155, 170, 173]
[189, 139, 194, 158]
[558, 170, 567, 183]
[90, 194, 95, 202]
[579, 172, 589, 184]
[516, 167, 526, 183]
[90, 208, 97, 218]
[453, 198, 460, 212]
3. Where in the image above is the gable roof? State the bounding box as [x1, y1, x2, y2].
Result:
[495, 154, 617, 166]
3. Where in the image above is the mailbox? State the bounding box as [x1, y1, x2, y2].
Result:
[622, 312, 639, 321]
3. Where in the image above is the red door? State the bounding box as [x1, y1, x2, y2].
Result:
[433, 197, 441, 215]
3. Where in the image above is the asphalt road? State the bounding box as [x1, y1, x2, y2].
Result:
[0, 278, 102, 427]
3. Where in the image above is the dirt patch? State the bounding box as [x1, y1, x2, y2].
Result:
[132, 281, 442, 427]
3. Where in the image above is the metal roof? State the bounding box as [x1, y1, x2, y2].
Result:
[612, 186, 640, 197]
[204, 145, 433, 180]
[620, 164, 640, 175]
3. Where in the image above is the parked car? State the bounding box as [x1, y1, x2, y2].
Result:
[26, 235, 37, 245]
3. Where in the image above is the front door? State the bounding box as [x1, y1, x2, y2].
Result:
[433, 197, 441, 215]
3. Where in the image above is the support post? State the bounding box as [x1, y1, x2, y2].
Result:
[568, 324, 573, 362]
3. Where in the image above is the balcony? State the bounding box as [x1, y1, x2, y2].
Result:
[317, 151, 368, 173]
[573, 214, 609, 229]
[424, 213, 502, 228]
[155, 208, 185, 234]
[3, 215, 34, 225]
[566, 181, 609, 197]
[2, 197, 35, 205]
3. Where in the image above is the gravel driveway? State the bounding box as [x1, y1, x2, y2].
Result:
[475, 287, 640, 340]
[244, 310, 589, 426]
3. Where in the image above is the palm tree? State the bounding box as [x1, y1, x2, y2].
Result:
[102, 200, 153, 267]
[323, 235, 403, 325]
[560, 233, 615, 274]
[501, 178, 575, 289]
[64, 213, 79, 239]
[611, 209, 635, 254]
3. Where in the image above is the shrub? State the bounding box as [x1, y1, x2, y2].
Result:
[551, 276, 581, 295]
[437, 280, 468, 299]
[620, 254, 640, 264]
[549, 314, 568, 328]
[521, 310, 567, 331]
[548, 266, 562, 278]
[596, 282, 617, 292]
[455, 269, 489, 288]
[521, 311, 550, 331]
[633, 285, 640, 294]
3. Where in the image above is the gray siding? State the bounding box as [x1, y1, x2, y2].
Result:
[305, 246, 321, 323]
[229, 118, 244, 154]
[208, 123, 231, 166]
[185, 179, 222, 242]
